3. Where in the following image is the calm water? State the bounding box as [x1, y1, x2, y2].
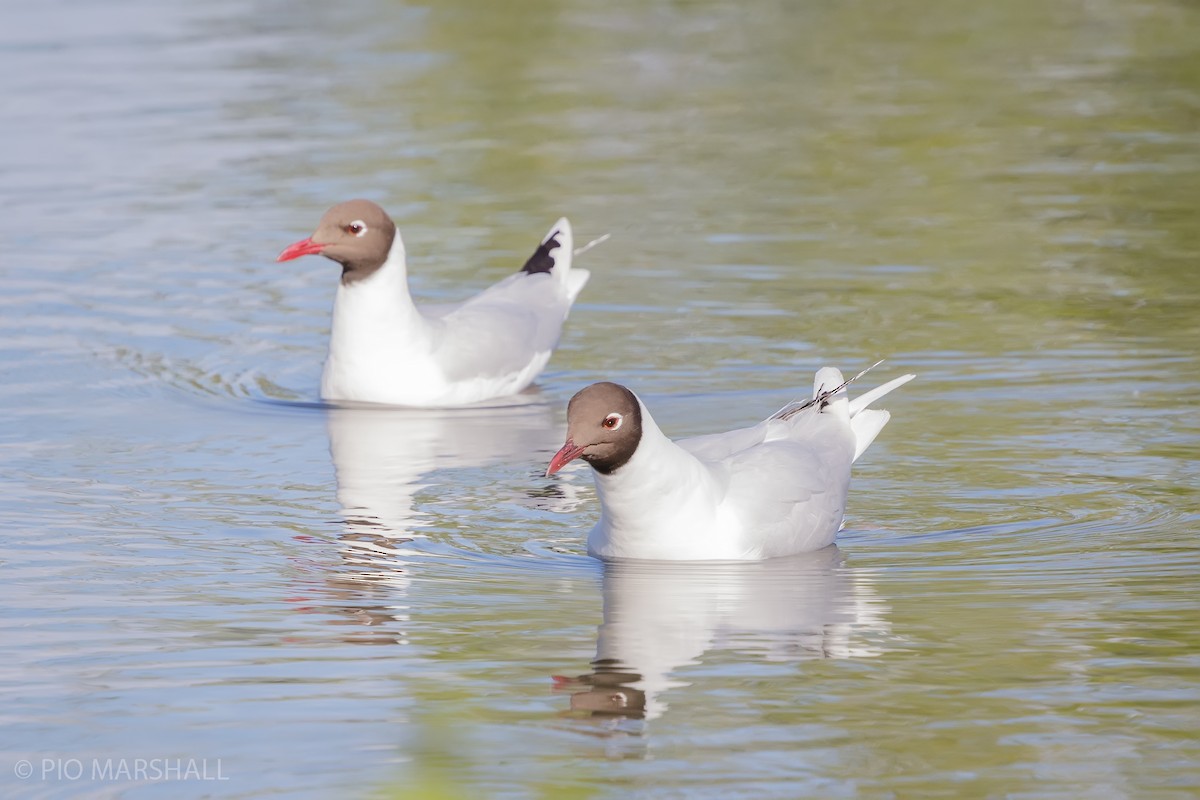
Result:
[2, 0, 1198, 797]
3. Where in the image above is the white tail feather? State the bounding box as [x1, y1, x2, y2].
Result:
[539, 218, 590, 303]
[850, 409, 890, 461]
[848, 373, 916, 417]
[562, 229, 605, 303]
[770, 364, 914, 461]
[848, 372, 914, 461]
[812, 366, 846, 398]
[812, 367, 849, 423]
[565, 268, 590, 304]
[546, 217, 573, 279]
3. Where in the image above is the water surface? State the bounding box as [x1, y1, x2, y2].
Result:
[2, 0, 1198, 797]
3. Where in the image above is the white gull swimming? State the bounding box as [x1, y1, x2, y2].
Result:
[278, 199, 590, 407]
[546, 365, 915, 560]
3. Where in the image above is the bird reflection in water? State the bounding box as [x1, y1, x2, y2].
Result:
[554, 546, 890, 722]
[327, 396, 558, 554]
[295, 397, 561, 643]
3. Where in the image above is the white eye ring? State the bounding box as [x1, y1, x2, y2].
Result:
[347, 219, 368, 237]
[602, 413, 623, 431]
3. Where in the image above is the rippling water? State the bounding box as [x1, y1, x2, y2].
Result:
[2, 0, 1198, 797]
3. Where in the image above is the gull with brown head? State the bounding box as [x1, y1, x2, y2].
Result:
[546, 367, 915, 561]
[278, 200, 590, 407]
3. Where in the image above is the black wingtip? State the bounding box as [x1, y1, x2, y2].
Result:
[521, 231, 561, 274]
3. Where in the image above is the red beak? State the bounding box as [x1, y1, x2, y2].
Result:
[276, 237, 326, 262]
[546, 439, 586, 477]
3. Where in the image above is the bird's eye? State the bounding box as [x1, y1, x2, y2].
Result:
[346, 220, 367, 237]
[602, 413, 623, 430]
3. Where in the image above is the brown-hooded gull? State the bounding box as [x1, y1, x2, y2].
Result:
[278, 200, 589, 407]
[545, 366, 915, 560]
